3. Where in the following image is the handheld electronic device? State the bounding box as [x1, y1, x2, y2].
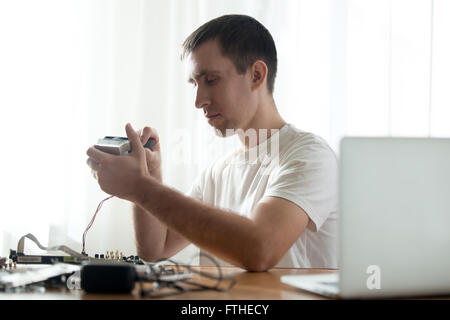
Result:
[95, 136, 156, 155]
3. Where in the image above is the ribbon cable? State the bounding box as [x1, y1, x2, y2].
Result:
[17, 233, 84, 257]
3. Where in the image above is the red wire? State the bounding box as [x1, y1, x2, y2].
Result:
[82, 195, 114, 255]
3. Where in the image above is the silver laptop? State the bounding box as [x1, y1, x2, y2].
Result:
[281, 137, 450, 299]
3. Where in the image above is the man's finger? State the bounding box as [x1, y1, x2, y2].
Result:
[125, 123, 144, 156]
[91, 169, 98, 180]
[141, 126, 160, 145]
[86, 158, 101, 171]
[86, 146, 113, 163]
[137, 129, 143, 143]
[139, 128, 147, 145]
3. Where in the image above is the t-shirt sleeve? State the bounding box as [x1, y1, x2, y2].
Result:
[263, 139, 338, 232]
[185, 156, 223, 203]
[185, 169, 205, 202]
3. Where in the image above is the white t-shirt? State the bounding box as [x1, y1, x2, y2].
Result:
[187, 123, 339, 268]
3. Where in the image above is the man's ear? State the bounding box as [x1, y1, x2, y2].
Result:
[250, 60, 268, 91]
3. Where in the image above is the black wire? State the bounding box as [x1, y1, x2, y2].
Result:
[139, 252, 236, 298]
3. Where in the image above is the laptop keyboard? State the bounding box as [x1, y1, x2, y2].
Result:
[319, 280, 339, 288]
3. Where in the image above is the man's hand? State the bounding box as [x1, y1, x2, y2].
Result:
[86, 123, 150, 202]
[137, 126, 162, 182]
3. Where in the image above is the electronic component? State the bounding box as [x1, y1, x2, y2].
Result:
[0, 263, 80, 290]
[81, 262, 137, 293]
[9, 233, 144, 266]
[5, 238, 235, 297]
[10, 233, 90, 265]
[95, 136, 155, 155]
[9, 250, 145, 266]
[9, 250, 90, 265]
[80, 261, 194, 294]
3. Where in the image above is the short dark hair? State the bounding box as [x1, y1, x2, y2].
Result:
[181, 14, 278, 94]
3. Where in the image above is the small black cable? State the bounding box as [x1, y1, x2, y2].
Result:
[139, 252, 236, 298]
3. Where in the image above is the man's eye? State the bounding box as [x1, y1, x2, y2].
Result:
[205, 77, 217, 84]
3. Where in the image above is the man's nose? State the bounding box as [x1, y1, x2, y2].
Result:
[194, 86, 211, 109]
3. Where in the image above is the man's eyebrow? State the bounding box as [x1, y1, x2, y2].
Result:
[188, 70, 221, 82]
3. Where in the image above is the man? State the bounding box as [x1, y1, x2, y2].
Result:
[86, 15, 338, 271]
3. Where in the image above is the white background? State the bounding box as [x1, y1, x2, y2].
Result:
[0, 0, 448, 263]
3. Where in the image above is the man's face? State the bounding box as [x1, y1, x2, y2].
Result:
[185, 40, 257, 136]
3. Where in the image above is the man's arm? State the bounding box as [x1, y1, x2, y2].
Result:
[133, 204, 191, 261]
[134, 176, 310, 271]
[130, 142, 191, 261]
[87, 123, 309, 271]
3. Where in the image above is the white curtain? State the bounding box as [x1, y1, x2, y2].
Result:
[345, 0, 450, 138]
[1, 0, 448, 263]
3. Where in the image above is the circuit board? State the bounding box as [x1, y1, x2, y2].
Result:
[9, 249, 144, 266]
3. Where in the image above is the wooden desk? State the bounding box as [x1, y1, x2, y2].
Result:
[0, 266, 336, 300]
